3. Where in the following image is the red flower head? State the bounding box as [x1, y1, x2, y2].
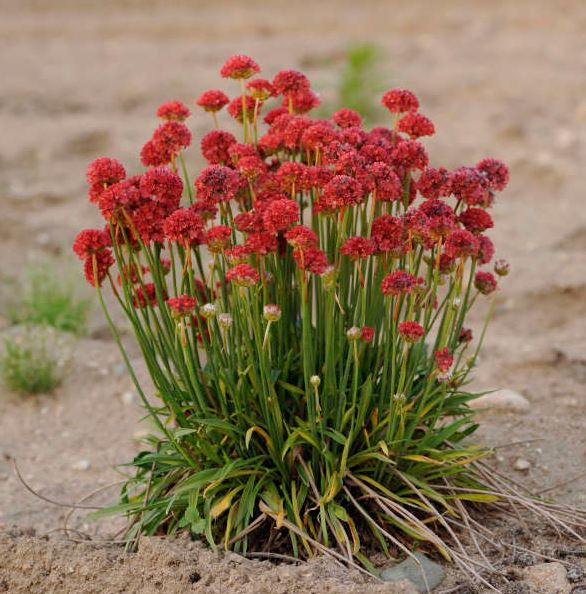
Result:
[444, 229, 480, 259]
[141, 121, 191, 167]
[292, 246, 329, 275]
[459, 208, 494, 234]
[132, 283, 160, 309]
[227, 95, 258, 123]
[272, 70, 310, 96]
[403, 209, 430, 244]
[140, 167, 183, 210]
[220, 54, 260, 79]
[459, 328, 473, 344]
[449, 167, 490, 207]
[477, 234, 495, 265]
[234, 210, 264, 233]
[381, 270, 423, 296]
[263, 106, 289, 125]
[476, 158, 509, 192]
[156, 100, 191, 121]
[474, 271, 498, 295]
[370, 162, 402, 202]
[361, 326, 375, 343]
[435, 347, 453, 373]
[285, 225, 318, 250]
[301, 122, 337, 153]
[191, 199, 218, 221]
[237, 155, 267, 181]
[200, 130, 237, 164]
[73, 229, 111, 260]
[494, 258, 510, 277]
[86, 157, 126, 188]
[246, 78, 275, 100]
[225, 244, 250, 265]
[196, 89, 230, 113]
[370, 215, 406, 254]
[83, 249, 115, 288]
[245, 231, 278, 256]
[281, 115, 311, 151]
[397, 112, 435, 138]
[277, 161, 309, 194]
[391, 139, 429, 171]
[228, 142, 259, 163]
[398, 321, 425, 343]
[381, 88, 419, 113]
[417, 167, 451, 199]
[332, 108, 362, 129]
[263, 198, 300, 234]
[206, 225, 232, 253]
[167, 294, 196, 318]
[225, 263, 261, 287]
[163, 209, 206, 246]
[341, 236, 375, 260]
[315, 175, 364, 213]
[195, 165, 242, 203]
[97, 179, 142, 221]
[286, 88, 320, 114]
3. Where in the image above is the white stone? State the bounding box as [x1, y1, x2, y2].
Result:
[72, 459, 91, 471]
[469, 389, 530, 413]
[121, 390, 136, 406]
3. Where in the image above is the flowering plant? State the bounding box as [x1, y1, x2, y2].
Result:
[75, 55, 581, 580]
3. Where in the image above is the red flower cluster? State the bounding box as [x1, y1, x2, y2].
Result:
[157, 100, 191, 121]
[196, 90, 230, 113]
[167, 294, 196, 318]
[141, 121, 191, 167]
[220, 54, 260, 79]
[381, 271, 424, 296]
[398, 321, 425, 343]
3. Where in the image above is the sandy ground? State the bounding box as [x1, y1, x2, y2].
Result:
[0, 0, 585, 592]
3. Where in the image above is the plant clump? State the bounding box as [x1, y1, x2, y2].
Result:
[74, 55, 585, 583]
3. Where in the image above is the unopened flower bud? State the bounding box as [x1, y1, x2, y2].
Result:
[321, 266, 337, 290]
[310, 375, 321, 388]
[494, 259, 510, 277]
[200, 303, 217, 319]
[263, 304, 282, 322]
[346, 326, 361, 341]
[453, 297, 461, 308]
[218, 313, 233, 329]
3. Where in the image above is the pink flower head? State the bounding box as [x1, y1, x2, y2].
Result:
[83, 249, 114, 288]
[225, 263, 261, 287]
[157, 100, 191, 121]
[459, 208, 494, 234]
[477, 234, 495, 265]
[263, 198, 300, 234]
[332, 108, 362, 129]
[381, 270, 423, 297]
[167, 294, 196, 318]
[444, 229, 480, 259]
[86, 157, 126, 187]
[370, 162, 402, 202]
[195, 165, 242, 203]
[163, 209, 205, 246]
[397, 112, 435, 138]
[200, 130, 237, 164]
[246, 78, 275, 100]
[285, 225, 318, 250]
[381, 88, 419, 113]
[196, 89, 230, 113]
[272, 70, 310, 96]
[340, 236, 375, 260]
[398, 321, 425, 343]
[476, 158, 509, 192]
[206, 225, 232, 253]
[435, 347, 453, 373]
[474, 271, 498, 295]
[449, 167, 490, 207]
[73, 228, 111, 260]
[292, 246, 329, 275]
[227, 95, 258, 123]
[220, 54, 260, 79]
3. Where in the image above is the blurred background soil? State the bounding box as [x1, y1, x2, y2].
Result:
[0, 0, 585, 591]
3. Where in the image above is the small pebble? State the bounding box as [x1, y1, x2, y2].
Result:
[381, 552, 445, 592]
[71, 460, 91, 471]
[469, 389, 530, 413]
[514, 458, 531, 471]
[567, 565, 584, 583]
[121, 390, 136, 406]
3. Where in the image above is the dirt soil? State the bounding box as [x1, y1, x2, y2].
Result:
[0, 0, 585, 592]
